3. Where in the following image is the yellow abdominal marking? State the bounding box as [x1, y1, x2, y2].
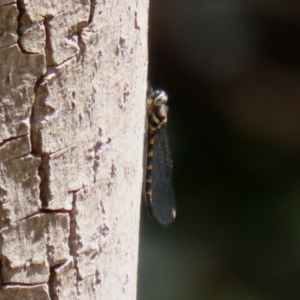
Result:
[148, 137, 155, 144]
[149, 125, 158, 132]
[151, 113, 160, 124]
[147, 150, 154, 157]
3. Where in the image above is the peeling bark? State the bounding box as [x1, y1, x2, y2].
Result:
[0, 0, 148, 299]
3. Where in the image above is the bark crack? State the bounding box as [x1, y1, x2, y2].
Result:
[43, 16, 53, 65]
[48, 265, 56, 299]
[2, 282, 48, 287]
[68, 191, 80, 295]
[15, 211, 42, 223]
[0, 134, 27, 148]
[77, 0, 97, 67]
[41, 208, 72, 213]
[15, 0, 26, 53]
[88, 0, 96, 24]
[1, 2, 15, 6]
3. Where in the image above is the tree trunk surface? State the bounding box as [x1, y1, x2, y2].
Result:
[0, 0, 149, 299]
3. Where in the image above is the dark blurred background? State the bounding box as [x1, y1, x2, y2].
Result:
[138, 1, 300, 299]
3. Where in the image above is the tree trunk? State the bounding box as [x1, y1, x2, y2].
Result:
[0, 0, 148, 299]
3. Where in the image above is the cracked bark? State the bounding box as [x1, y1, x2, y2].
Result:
[0, 1, 149, 299]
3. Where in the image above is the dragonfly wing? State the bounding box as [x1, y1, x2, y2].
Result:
[151, 126, 176, 226]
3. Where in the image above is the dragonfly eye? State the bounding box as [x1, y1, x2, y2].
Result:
[152, 90, 168, 106]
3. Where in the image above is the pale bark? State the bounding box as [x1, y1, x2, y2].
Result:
[0, 0, 149, 299]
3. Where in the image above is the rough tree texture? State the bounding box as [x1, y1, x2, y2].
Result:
[0, 0, 149, 299]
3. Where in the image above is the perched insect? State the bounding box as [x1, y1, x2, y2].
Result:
[144, 84, 176, 226]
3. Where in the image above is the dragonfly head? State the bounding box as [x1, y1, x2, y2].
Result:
[151, 90, 168, 106]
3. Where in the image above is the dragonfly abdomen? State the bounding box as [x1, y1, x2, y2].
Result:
[145, 131, 155, 213]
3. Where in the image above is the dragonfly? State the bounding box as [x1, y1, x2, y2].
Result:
[144, 84, 176, 226]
